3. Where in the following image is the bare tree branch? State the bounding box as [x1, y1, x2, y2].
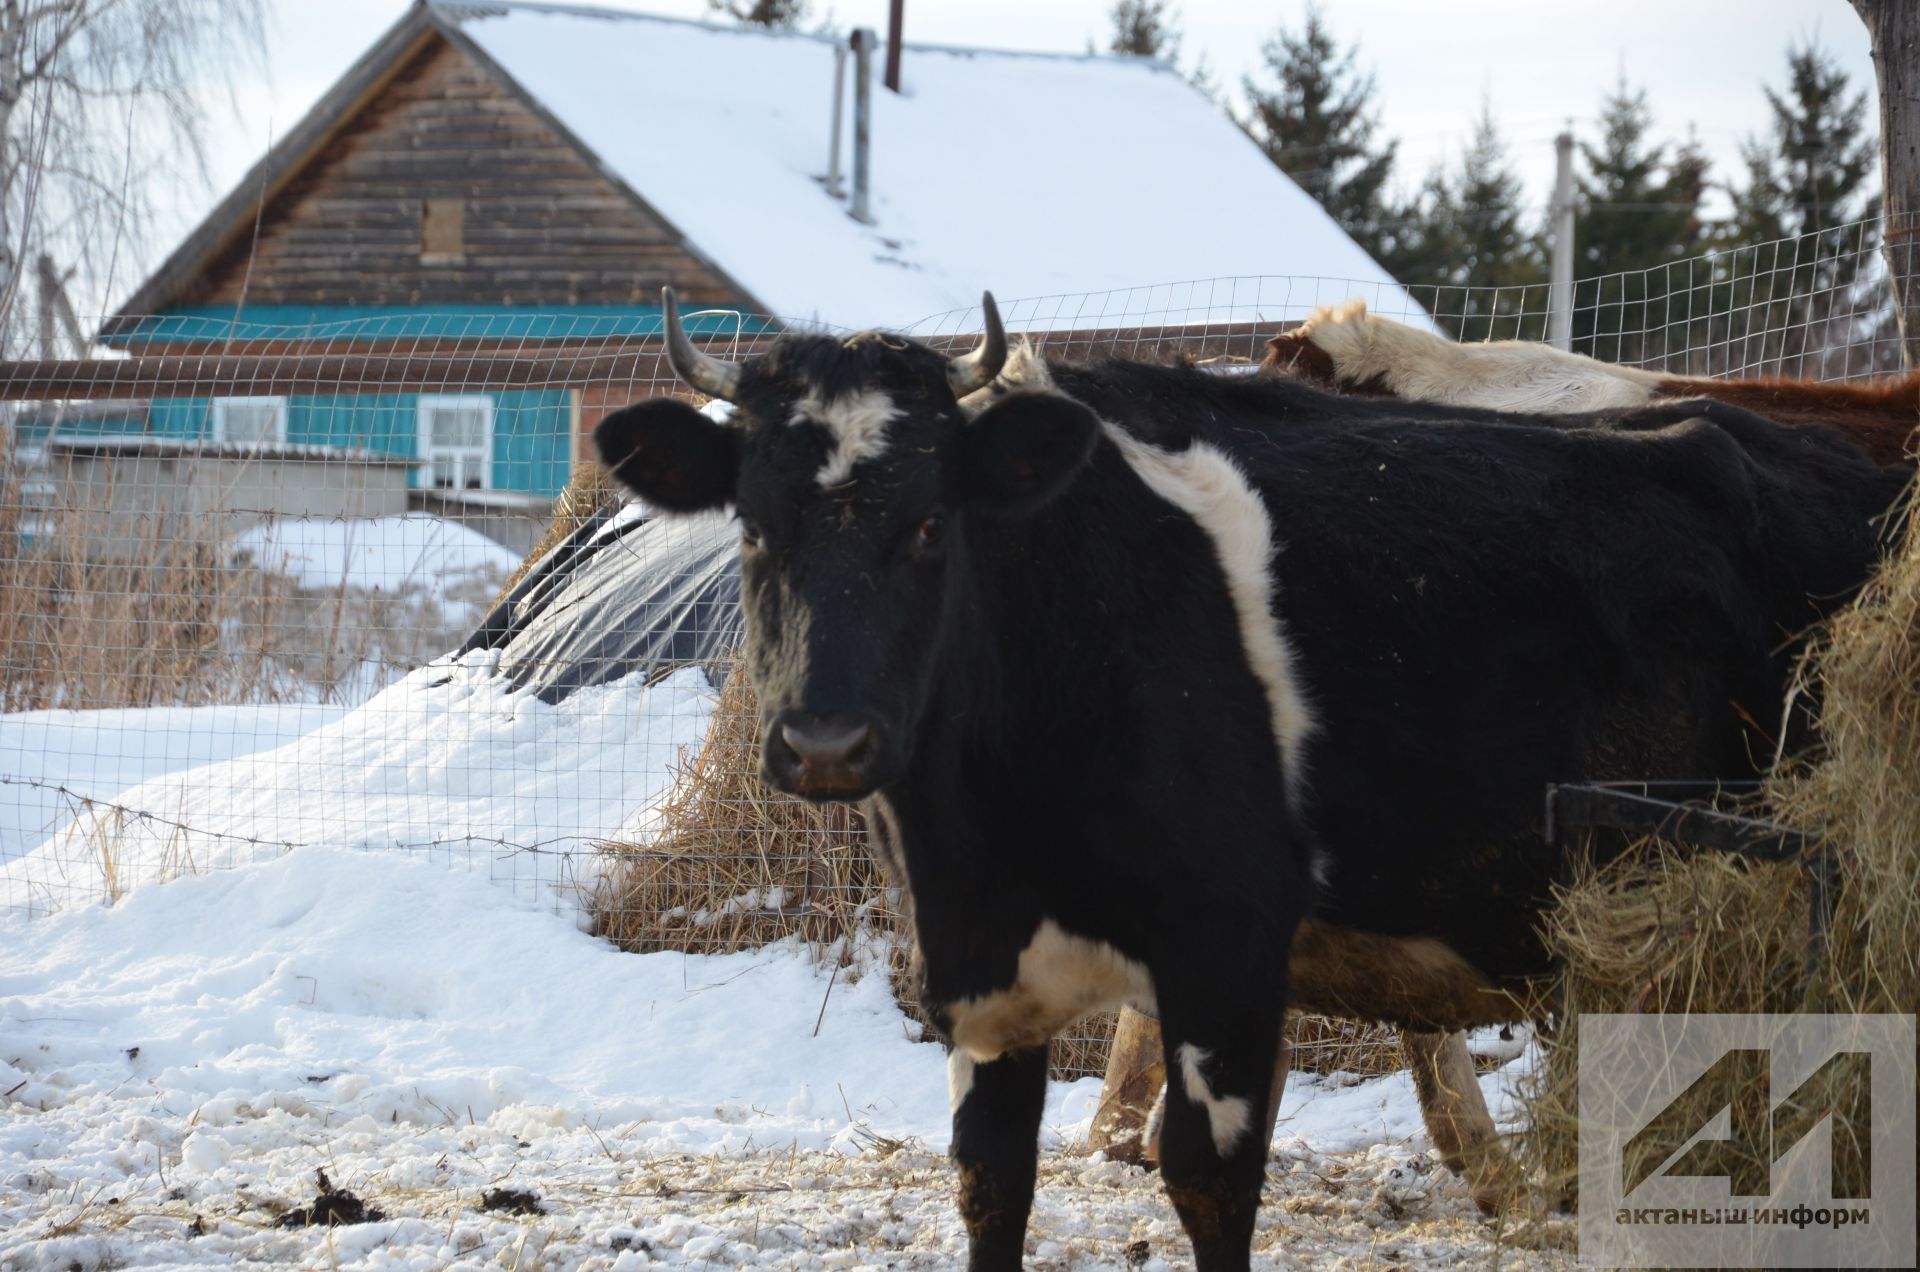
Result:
[0, 0, 265, 354]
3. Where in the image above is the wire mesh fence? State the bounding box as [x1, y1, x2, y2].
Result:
[1, 217, 1908, 1080]
[904, 214, 1915, 382]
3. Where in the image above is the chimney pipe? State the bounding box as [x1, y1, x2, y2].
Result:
[850, 28, 875, 224]
[884, 0, 903, 94]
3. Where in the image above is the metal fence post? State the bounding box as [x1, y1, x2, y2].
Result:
[849, 29, 875, 226]
[1548, 131, 1575, 352]
[823, 42, 847, 199]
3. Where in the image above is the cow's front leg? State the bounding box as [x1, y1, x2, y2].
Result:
[1155, 995, 1283, 1272]
[948, 1044, 1048, 1272]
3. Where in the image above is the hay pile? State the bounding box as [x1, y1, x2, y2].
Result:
[592, 652, 882, 958]
[1524, 486, 1920, 1201]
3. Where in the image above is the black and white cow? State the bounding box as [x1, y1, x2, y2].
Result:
[594, 289, 1905, 1271]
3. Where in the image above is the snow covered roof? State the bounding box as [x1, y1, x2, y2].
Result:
[439, 2, 1420, 329]
[116, 0, 1424, 334]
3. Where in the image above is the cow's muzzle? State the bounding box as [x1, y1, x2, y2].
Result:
[763, 710, 888, 801]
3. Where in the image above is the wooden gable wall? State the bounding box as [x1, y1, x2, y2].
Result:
[183, 34, 740, 310]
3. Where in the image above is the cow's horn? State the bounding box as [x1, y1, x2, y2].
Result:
[946, 291, 1008, 396]
[661, 286, 741, 401]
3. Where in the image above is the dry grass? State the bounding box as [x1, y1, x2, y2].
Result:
[0, 467, 501, 711]
[591, 654, 884, 959]
[0, 471, 292, 710]
[1523, 483, 1920, 1202]
[590, 647, 1406, 1080]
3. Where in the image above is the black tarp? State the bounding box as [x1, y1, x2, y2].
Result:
[462, 505, 742, 703]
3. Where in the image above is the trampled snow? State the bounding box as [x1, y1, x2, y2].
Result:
[0, 846, 1557, 1269]
[449, 2, 1431, 332]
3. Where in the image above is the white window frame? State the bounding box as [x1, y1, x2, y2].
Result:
[211, 396, 288, 446]
[417, 394, 495, 492]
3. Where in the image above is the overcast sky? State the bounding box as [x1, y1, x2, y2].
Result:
[152, 0, 1875, 307]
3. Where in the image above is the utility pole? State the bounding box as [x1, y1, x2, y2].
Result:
[1548, 132, 1576, 352]
[1848, 0, 1920, 369]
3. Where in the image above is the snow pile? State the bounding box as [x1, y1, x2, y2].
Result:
[0, 846, 1554, 1269]
[233, 515, 520, 603]
[0, 657, 714, 917]
[0, 704, 344, 868]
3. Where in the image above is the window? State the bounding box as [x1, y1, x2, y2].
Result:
[421, 198, 465, 263]
[418, 395, 493, 491]
[212, 397, 288, 446]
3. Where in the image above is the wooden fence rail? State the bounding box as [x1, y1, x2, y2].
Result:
[0, 322, 1282, 401]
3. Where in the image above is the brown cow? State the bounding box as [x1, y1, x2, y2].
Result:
[1263, 298, 1919, 466]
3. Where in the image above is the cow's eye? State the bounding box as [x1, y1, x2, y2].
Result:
[911, 512, 946, 557]
[739, 518, 764, 549]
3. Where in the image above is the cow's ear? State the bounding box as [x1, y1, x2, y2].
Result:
[954, 393, 1098, 516]
[593, 398, 739, 512]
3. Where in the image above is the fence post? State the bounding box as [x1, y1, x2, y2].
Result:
[823, 42, 847, 199]
[1849, 0, 1920, 370]
[849, 29, 875, 226]
[1548, 132, 1575, 352]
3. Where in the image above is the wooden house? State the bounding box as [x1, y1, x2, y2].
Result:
[97, 0, 1422, 510]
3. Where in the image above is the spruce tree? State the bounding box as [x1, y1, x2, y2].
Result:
[1574, 77, 1710, 360]
[1238, 5, 1397, 264]
[1760, 42, 1877, 235]
[707, 0, 807, 28]
[1108, 0, 1180, 59]
[1446, 106, 1546, 341]
[1719, 42, 1884, 376]
[1103, 2, 1217, 101]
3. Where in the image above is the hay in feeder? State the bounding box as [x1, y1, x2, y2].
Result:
[1523, 483, 1920, 1205]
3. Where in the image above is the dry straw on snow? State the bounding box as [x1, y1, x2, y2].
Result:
[1523, 479, 1920, 1203]
[0, 468, 480, 711]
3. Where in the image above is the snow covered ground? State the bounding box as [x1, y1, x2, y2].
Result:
[0, 848, 1566, 1270]
[232, 515, 520, 606]
[0, 657, 714, 917]
[230, 514, 526, 708]
[0, 704, 345, 868]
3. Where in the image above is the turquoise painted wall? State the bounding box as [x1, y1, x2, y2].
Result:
[106, 304, 768, 345]
[139, 390, 573, 498]
[88, 304, 779, 498]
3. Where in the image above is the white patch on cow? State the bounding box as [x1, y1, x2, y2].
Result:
[960, 344, 1315, 797]
[1176, 1043, 1253, 1157]
[1104, 426, 1315, 795]
[1295, 298, 1662, 413]
[794, 387, 901, 488]
[945, 919, 1155, 1063]
[947, 1049, 976, 1114]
